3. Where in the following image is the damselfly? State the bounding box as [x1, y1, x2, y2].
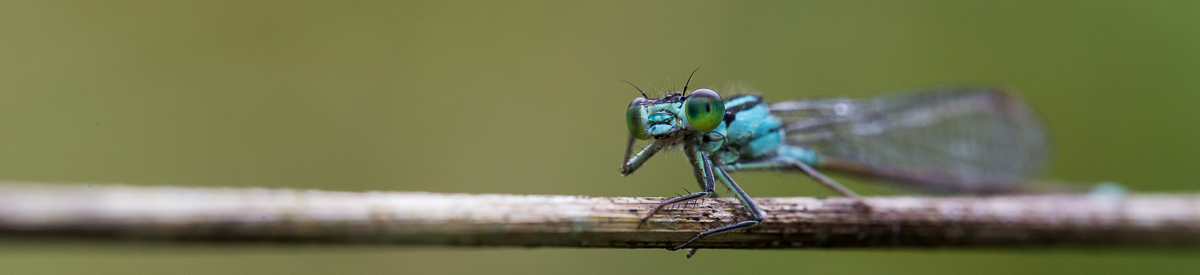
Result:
[620, 70, 1047, 255]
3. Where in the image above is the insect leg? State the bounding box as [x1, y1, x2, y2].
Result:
[620, 137, 667, 176]
[641, 139, 716, 221]
[724, 157, 860, 199]
[669, 166, 764, 251]
[622, 134, 637, 166]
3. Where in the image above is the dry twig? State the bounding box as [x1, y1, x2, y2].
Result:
[0, 183, 1197, 249]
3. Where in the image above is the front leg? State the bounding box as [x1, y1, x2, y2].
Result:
[640, 138, 716, 221]
[620, 137, 667, 176]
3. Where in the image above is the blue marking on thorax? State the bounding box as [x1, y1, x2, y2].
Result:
[724, 96, 759, 109]
[723, 104, 783, 159]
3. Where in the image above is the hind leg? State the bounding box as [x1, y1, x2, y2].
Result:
[723, 157, 860, 199]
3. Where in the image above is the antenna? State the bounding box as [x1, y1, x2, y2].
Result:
[682, 67, 700, 93]
[621, 79, 648, 98]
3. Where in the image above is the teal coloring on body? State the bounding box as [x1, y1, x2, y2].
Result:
[620, 72, 1049, 257]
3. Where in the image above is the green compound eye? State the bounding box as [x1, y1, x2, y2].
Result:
[684, 89, 724, 132]
[626, 97, 649, 139]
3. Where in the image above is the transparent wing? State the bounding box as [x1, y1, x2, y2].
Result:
[770, 88, 1049, 193]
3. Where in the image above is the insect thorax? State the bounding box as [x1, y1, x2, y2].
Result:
[706, 95, 785, 164]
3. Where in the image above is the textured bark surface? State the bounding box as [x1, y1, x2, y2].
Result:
[0, 183, 1198, 249]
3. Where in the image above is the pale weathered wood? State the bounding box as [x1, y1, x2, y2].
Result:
[0, 182, 1197, 249]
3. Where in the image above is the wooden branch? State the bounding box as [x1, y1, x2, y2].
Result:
[0, 183, 1198, 249]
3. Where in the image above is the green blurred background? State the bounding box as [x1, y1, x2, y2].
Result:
[2, 1, 1199, 274]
